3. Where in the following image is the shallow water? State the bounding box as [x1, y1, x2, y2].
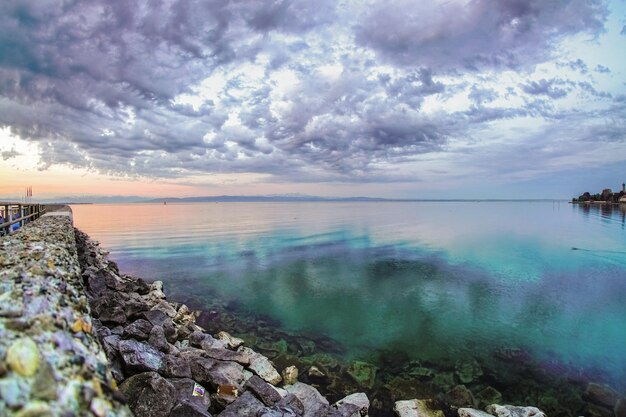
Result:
[72, 201, 626, 390]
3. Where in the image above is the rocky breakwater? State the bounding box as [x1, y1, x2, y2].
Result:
[75, 228, 372, 417]
[0, 209, 132, 416]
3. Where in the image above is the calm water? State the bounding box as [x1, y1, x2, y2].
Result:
[72, 201, 626, 388]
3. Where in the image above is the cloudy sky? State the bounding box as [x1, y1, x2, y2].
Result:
[1, 0, 625, 200]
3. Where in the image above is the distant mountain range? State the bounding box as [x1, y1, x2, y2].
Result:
[146, 194, 390, 203]
[33, 194, 566, 204]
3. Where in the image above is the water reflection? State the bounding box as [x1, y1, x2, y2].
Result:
[72, 202, 626, 389]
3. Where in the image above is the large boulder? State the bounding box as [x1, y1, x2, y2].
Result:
[118, 339, 165, 374]
[285, 382, 330, 417]
[119, 372, 177, 417]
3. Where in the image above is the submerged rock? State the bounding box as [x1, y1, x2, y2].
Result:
[584, 383, 620, 408]
[347, 361, 377, 389]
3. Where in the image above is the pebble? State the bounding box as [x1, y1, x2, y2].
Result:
[6, 337, 40, 377]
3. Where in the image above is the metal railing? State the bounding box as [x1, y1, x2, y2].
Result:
[0, 202, 46, 236]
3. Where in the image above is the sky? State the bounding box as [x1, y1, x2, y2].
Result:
[0, 0, 625, 201]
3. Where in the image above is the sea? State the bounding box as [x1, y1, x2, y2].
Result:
[71, 201, 626, 412]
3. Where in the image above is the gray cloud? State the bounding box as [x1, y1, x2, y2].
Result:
[355, 0, 608, 69]
[521, 79, 570, 99]
[0, 0, 622, 186]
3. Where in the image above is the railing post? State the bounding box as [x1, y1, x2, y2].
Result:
[19, 204, 24, 228]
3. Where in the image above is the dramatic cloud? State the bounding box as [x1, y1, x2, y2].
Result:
[0, 0, 624, 192]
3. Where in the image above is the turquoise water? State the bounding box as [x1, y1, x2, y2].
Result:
[72, 201, 626, 388]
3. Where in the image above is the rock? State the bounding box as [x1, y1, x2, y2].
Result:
[446, 385, 475, 408]
[190, 357, 218, 384]
[485, 404, 546, 417]
[92, 294, 127, 324]
[148, 325, 169, 353]
[169, 401, 213, 417]
[584, 383, 620, 408]
[432, 372, 455, 390]
[393, 399, 444, 417]
[0, 377, 29, 408]
[161, 355, 193, 378]
[458, 408, 494, 417]
[152, 299, 178, 318]
[14, 400, 53, 417]
[219, 391, 267, 417]
[6, 337, 40, 377]
[455, 359, 483, 384]
[123, 319, 154, 340]
[32, 360, 57, 401]
[216, 331, 245, 349]
[207, 360, 246, 389]
[203, 348, 250, 365]
[333, 392, 370, 417]
[282, 365, 299, 385]
[141, 309, 170, 326]
[308, 366, 325, 378]
[119, 372, 177, 417]
[238, 347, 282, 385]
[118, 339, 165, 373]
[244, 375, 282, 406]
[347, 361, 377, 389]
[168, 378, 211, 412]
[615, 398, 626, 417]
[285, 382, 330, 417]
[476, 387, 502, 408]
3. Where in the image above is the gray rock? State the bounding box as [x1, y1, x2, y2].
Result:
[485, 404, 546, 417]
[148, 325, 169, 353]
[92, 295, 127, 324]
[206, 360, 245, 389]
[118, 339, 165, 373]
[119, 371, 177, 417]
[333, 393, 369, 417]
[238, 347, 282, 385]
[244, 375, 282, 406]
[203, 348, 250, 365]
[216, 331, 245, 349]
[327, 403, 361, 417]
[190, 357, 218, 384]
[141, 309, 170, 326]
[170, 401, 213, 417]
[161, 355, 192, 378]
[123, 319, 154, 340]
[168, 377, 211, 412]
[219, 391, 267, 417]
[584, 383, 620, 408]
[284, 382, 330, 417]
[458, 408, 494, 417]
[393, 399, 444, 417]
[275, 393, 305, 416]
